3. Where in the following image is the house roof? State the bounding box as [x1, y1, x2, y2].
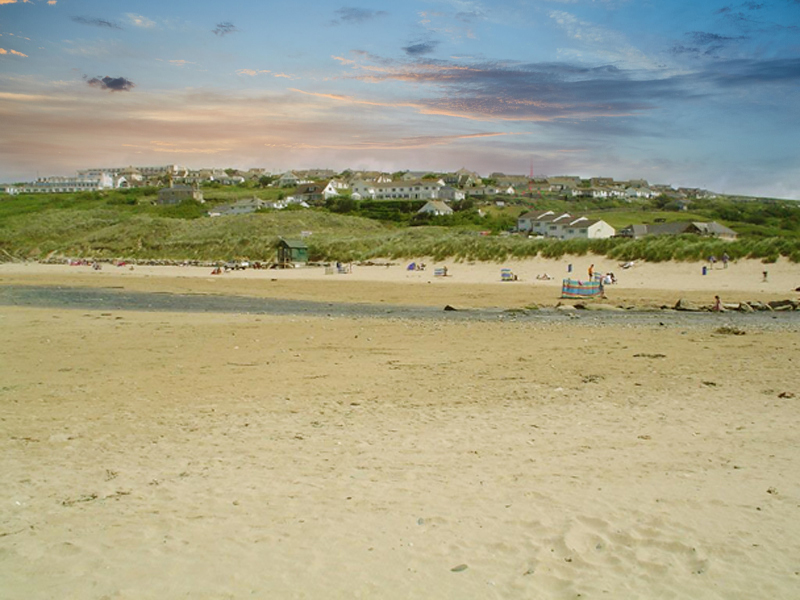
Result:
[373, 180, 440, 189]
[296, 182, 329, 194]
[418, 200, 453, 214]
[699, 221, 737, 236]
[278, 239, 308, 249]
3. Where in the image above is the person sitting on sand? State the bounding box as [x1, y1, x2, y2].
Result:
[536, 273, 553, 280]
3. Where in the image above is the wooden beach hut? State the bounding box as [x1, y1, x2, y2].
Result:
[277, 239, 309, 267]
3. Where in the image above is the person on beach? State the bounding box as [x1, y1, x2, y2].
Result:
[762, 271, 768, 282]
[713, 295, 722, 312]
[588, 264, 594, 279]
[722, 253, 729, 269]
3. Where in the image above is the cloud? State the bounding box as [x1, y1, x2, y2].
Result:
[85, 75, 135, 92]
[126, 14, 156, 28]
[48, 0, 56, 4]
[0, 0, 32, 4]
[212, 22, 239, 36]
[0, 48, 28, 57]
[236, 69, 271, 76]
[548, 10, 659, 70]
[167, 59, 195, 67]
[671, 31, 747, 58]
[71, 16, 122, 29]
[403, 41, 439, 56]
[323, 50, 800, 126]
[263, 131, 518, 151]
[331, 7, 388, 25]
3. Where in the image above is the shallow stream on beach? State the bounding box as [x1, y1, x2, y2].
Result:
[1, 284, 798, 330]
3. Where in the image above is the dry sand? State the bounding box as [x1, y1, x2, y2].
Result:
[1, 260, 800, 598]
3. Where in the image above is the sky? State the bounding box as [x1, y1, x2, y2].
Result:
[1, 0, 799, 198]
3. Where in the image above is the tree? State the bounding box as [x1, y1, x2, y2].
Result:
[258, 175, 276, 188]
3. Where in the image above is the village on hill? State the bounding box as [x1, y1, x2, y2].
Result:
[0, 164, 741, 242]
[1, 164, 717, 204]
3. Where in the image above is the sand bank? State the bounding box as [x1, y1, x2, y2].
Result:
[1, 306, 799, 598]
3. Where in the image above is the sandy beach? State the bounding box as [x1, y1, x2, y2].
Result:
[1, 256, 798, 309]
[1, 259, 799, 598]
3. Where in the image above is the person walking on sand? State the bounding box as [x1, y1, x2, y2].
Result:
[722, 252, 729, 269]
[713, 295, 722, 312]
[588, 264, 594, 279]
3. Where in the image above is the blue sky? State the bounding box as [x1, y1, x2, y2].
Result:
[1, 0, 799, 197]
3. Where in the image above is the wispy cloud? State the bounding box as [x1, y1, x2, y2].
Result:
[126, 13, 156, 28]
[71, 16, 123, 30]
[403, 41, 439, 56]
[0, 47, 28, 56]
[331, 7, 388, 25]
[326, 50, 800, 125]
[167, 59, 195, 67]
[671, 31, 747, 58]
[236, 68, 271, 76]
[0, 0, 33, 4]
[549, 10, 658, 70]
[85, 75, 135, 92]
[212, 22, 239, 36]
[264, 131, 518, 151]
[122, 142, 228, 155]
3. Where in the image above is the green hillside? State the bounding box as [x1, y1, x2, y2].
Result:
[1, 188, 798, 263]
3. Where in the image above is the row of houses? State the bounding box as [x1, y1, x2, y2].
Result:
[3, 163, 715, 204]
[618, 221, 737, 239]
[516, 210, 738, 240]
[517, 210, 616, 240]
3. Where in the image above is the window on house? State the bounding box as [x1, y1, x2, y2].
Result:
[549, 225, 557, 230]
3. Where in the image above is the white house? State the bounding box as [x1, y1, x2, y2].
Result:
[208, 197, 270, 217]
[417, 200, 454, 216]
[437, 186, 466, 201]
[517, 210, 614, 239]
[559, 217, 616, 240]
[296, 180, 344, 203]
[350, 180, 376, 200]
[354, 179, 442, 200]
[275, 171, 311, 187]
[15, 172, 115, 194]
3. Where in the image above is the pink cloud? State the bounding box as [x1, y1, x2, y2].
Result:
[0, 48, 28, 57]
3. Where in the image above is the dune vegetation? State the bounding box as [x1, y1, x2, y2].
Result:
[0, 187, 798, 264]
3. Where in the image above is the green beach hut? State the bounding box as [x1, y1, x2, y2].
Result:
[277, 238, 309, 266]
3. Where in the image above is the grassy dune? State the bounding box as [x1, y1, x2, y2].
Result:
[1, 190, 799, 263]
